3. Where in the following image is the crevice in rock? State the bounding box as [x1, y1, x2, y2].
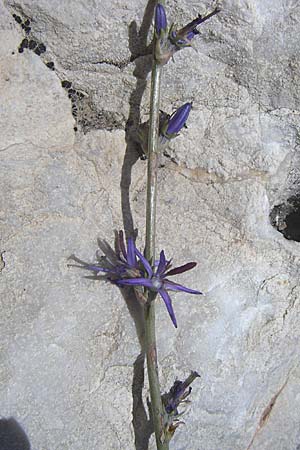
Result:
[0, 252, 6, 273]
[90, 49, 152, 70]
[59, 79, 126, 133]
[270, 195, 300, 242]
[77, 103, 125, 133]
[12, 11, 56, 70]
[60, 79, 87, 130]
[10, 9, 129, 133]
[91, 59, 131, 70]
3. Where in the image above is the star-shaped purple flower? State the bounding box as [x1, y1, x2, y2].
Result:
[117, 248, 203, 328]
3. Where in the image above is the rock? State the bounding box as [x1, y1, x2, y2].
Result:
[1, 0, 300, 449]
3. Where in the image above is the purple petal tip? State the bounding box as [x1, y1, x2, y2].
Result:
[155, 3, 167, 35]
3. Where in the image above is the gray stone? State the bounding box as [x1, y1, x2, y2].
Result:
[1, 0, 300, 449]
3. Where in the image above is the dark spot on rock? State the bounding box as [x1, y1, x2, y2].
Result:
[270, 195, 300, 242]
[21, 23, 25, 29]
[18, 47, 24, 53]
[34, 48, 41, 56]
[68, 88, 75, 94]
[13, 14, 22, 24]
[28, 40, 37, 50]
[74, 127, 78, 132]
[61, 80, 72, 89]
[11, 51, 15, 55]
[24, 19, 30, 26]
[21, 38, 29, 48]
[37, 43, 46, 53]
[25, 27, 31, 34]
[46, 61, 55, 70]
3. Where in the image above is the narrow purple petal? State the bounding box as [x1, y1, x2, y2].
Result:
[135, 247, 153, 277]
[117, 277, 153, 288]
[155, 3, 167, 35]
[159, 289, 177, 328]
[166, 103, 192, 135]
[165, 261, 197, 277]
[186, 30, 197, 40]
[156, 250, 167, 276]
[164, 280, 203, 295]
[127, 237, 136, 267]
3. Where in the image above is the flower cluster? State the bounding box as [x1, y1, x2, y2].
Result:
[73, 232, 202, 328]
[155, 3, 220, 65]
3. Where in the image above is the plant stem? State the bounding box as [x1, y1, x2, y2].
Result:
[144, 24, 169, 450]
[145, 62, 161, 262]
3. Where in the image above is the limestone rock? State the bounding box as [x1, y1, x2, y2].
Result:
[1, 0, 300, 449]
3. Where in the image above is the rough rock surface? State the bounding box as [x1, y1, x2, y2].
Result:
[1, 0, 300, 449]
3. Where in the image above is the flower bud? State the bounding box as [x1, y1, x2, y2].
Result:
[155, 3, 167, 36]
[161, 102, 192, 139]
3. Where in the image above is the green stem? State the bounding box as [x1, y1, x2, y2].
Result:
[145, 62, 161, 262]
[144, 34, 169, 450]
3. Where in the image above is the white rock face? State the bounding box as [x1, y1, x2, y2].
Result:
[1, 0, 300, 449]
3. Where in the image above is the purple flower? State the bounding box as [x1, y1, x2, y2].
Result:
[155, 6, 220, 65]
[117, 248, 203, 328]
[161, 102, 192, 140]
[69, 231, 142, 283]
[155, 3, 167, 36]
[169, 8, 220, 49]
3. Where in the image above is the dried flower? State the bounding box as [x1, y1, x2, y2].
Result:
[163, 371, 200, 415]
[117, 248, 203, 328]
[160, 102, 192, 140]
[162, 371, 200, 439]
[169, 8, 220, 49]
[69, 231, 142, 283]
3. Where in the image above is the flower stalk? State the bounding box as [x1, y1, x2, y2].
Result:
[71, 2, 220, 448]
[144, 2, 169, 448]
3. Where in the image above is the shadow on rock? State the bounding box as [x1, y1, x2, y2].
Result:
[0, 417, 31, 450]
[121, 0, 154, 237]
